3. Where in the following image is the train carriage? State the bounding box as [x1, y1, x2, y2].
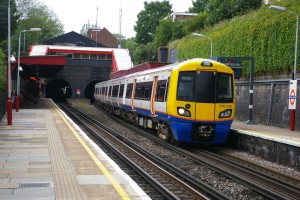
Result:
[94, 58, 235, 145]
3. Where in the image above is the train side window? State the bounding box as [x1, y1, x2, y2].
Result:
[144, 82, 152, 101]
[135, 83, 142, 99]
[105, 87, 108, 96]
[109, 86, 113, 97]
[141, 84, 145, 99]
[126, 83, 133, 98]
[119, 84, 124, 98]
[112, 85, 118, 97]
[155, 80, 167, 102]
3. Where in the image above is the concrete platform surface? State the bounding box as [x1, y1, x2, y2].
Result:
[0, 99, 150, 200]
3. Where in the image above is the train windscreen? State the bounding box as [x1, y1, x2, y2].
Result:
[177, 71, 233, 103]
[216, 73, 233, 103]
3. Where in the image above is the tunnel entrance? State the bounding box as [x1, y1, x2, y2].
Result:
[85, 80, 100, 103]
[46, 79, 72, 102]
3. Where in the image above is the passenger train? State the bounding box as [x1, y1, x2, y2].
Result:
[94, 58, 235, 145]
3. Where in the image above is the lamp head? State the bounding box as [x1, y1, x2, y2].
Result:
[10, 55, 16, 63]
[269, 5, 286, 12]
[192, 33, 204, 37]
[29, 28, 42, 32]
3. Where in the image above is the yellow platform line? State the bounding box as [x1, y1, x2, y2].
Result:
[52, 102, 131, 200]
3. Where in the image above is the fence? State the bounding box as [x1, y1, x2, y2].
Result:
[0, 93, 7, 121]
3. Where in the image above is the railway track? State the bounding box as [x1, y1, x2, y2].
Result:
[87, 103, 300, 200]
[215, 149, 300, 187]
[59, 103, 222, 200]
[188, 149, 300, 200]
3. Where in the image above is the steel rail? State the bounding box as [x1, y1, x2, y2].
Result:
[59, 103, 212, 200]
[97, 106, 300, 200]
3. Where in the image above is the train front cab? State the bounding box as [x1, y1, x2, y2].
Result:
[167, 59, 235, 144]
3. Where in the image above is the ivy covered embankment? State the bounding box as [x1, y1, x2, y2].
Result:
[171, 1, 300, 77]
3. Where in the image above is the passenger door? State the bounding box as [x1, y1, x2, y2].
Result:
[150, 76, 158, 115]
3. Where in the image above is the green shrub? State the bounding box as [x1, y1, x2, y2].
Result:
[175, 0, 300, 76]
[0, 49, 6, 93]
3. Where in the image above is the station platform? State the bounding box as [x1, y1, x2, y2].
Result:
[230, 120, 300, 169]
[232, 120, 300, 147]
[0, 99, 150, 200]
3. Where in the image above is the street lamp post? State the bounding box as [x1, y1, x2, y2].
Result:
[7, 0, 12, 125]
[15, 28, 41, 112]
[269, 5, 299, 131]
[192, 33, 213, 58]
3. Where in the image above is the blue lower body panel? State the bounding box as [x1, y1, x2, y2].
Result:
[170, 120, 232, 144]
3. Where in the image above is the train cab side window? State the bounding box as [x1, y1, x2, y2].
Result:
[119, 84, 124, 98]
[217, 73, 233, 103]
[126, 83, 133, 99]
[155, 80, 167, 102]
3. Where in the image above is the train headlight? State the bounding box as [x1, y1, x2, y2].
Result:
[219, 109, 232, 118]
[177, 107, 191, 117]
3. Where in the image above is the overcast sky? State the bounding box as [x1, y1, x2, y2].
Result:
[38, 0, 193, 38]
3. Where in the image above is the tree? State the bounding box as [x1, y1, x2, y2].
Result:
[123, 38, 138, 64]
[132, 43, 156, 64]
[80, 24, 90, 37]
[154, 19, 174, 48]
[188, 0, 209, 13]
[206, 0, 262, 25]
[0, 0, 19, 51]
[0, 49, 6, 93]
[17, 0, 41, 19]
[134, 1, 172, 44]
[11, 0, 64, 53]
[80, 22, 99, 37]
[183, 12, 208, 34]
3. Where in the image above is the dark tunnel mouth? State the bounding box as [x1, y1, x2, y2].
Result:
[45, 79, 72, 102]
[85, 80, 100, 99]
[44, 79, 101, 103]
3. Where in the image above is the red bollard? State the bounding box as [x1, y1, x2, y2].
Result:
[290, 109, 296, 131]
[15, 95, 19, 112]
[7, 98, 12, 125]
